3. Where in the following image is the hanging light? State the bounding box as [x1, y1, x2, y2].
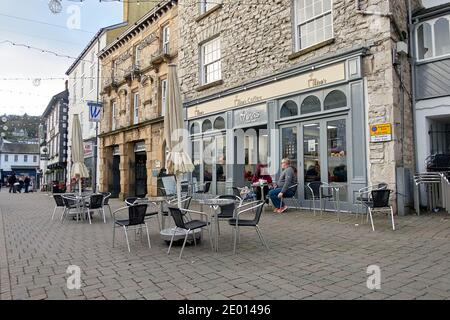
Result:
[48, 0, 63, 14]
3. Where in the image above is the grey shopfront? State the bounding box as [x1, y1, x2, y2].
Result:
[185, 49, 368, 212]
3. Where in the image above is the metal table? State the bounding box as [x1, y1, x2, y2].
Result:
[320, 183, 345, 222]
[197, 198, 236, 252]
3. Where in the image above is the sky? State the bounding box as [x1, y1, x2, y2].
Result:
[0, 0, 123, 116]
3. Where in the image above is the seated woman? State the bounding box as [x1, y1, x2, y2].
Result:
[252, 163, 273, 201]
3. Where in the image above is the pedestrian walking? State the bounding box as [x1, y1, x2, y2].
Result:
[8, 174, 17, 193]
[24, 176, 30, 193]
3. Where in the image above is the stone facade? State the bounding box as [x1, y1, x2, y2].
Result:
[178, 0, 422, 211]
[98, 1, 178, 199]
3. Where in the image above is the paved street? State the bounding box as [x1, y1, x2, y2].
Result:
[1, 189, 450, 300]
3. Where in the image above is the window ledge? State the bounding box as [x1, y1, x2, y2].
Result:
[196, 80, 224, 92]
[288, 38, 335, 60]
[195, 4, 223, 22]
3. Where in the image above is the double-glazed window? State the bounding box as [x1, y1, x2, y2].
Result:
[161, 79, 168, 117]
[295, 0, 333, 51]
[111, 101, 117, 131]
[416, 15, 450, 61]
[201, 37, 221, 85]
[133, 92, 139, 125]
[162, 25, 170, 55]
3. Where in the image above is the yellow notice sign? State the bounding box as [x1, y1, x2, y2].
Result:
[370, 123, 392, 142]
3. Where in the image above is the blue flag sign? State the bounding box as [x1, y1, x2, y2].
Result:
[87, 101, 102, 122]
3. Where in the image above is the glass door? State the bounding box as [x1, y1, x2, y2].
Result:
[280, 116, 349, 210]
[215, 134, 227, 195]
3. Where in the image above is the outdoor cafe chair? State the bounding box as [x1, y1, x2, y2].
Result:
[306, 181, 336, 216]
[356, 183, 388, 223]
[215, 195, 241, 235]
[112, 204, 151, 253]
[167, 206, 212, 259]
[101, 192, 112, 218]
[51, 194, 65, 220]
[86, 194, 107, 224]
[228, 200, 269, 254]
[125, 197, 161, 230]
[61, 194, 86, 223]
[361, 189, 396, 231]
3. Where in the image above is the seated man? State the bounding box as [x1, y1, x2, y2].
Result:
[268, 158, 298, 213]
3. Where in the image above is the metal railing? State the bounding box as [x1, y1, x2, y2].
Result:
[441, 173, 450, 214]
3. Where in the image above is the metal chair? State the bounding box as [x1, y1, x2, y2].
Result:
[86, 194, 107, 224]
[228, 200, 268, 254]
[278, 183, 300, 210]
[51, 194, 65, 220]
[167, 206, 212, 259]
[101, 192, 112, 218]
[61, 194, 85, 223]
[215, 195, 241, 235]
[112, 204, 151, 252]
[362, 189, 395, 231]
[356, 183, 388, 223]
[306, 181, 336, 216]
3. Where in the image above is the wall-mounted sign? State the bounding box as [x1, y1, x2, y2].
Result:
[187, 62, 346, 119]
[84, 141, 93, 158]
[134, 141, 146, 153]
[370, 123, 392, 143]
[233, 104, 267, 128]
[87, 101, 102, 122]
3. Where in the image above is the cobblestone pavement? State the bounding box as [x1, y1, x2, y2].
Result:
[1, 189, 450, 300]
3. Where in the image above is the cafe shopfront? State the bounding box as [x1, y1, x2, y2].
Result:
[185, 49, 368, 212]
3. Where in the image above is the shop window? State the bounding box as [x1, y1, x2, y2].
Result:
[324, 90, 347, 110]
[280, 100, 298, 118]
[301, 95, 321, 114]
[191, 122, 200, 135]
[202, 119, 212, 132]
[214, 117, 225, 130]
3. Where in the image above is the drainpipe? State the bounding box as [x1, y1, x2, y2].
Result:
[407, 0, 418, 174]
[93, 38, 101, 193]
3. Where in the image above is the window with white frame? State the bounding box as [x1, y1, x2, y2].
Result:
[73, 72, 77, 104]
[295, 0, 333, 51]
[80, 75, 85, 99]
[161, 79, 167, 117]
[112, 101, 117, 131]
[199, 0, 217, 15]
[416, 15, 450, 61]
[24, 155, 28, 162]
[201, 37, 221, 85]
[4, 155, 8, 162]
[162, 25, 170, 54]
[33, 155, 37, 162]
[133, 92, 139, 125]
[90, 51, 95, 91]
[14, 155, 18, 162]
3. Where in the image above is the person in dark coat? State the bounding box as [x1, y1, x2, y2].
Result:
[8, 174, 17, 193]
[24, 176, 31, 193]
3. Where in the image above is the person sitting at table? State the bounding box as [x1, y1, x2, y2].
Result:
[252, 163, 272, 202]
[268, 158, 298, 213]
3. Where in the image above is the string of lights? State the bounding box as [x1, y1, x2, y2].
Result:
[0, 89, 51, 98]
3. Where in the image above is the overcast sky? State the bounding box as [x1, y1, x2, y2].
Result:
[0, 0, 122, 116]
[423, 0, 450, 7]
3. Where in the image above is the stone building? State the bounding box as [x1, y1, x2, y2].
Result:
[178, 0, 422, 213]
[98, 0, 178, 199]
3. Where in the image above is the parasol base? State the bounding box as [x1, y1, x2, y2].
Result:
[160, 227, 202, 246]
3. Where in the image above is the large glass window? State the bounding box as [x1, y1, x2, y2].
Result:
[327, 119, 347, 201]
[201, 37, 221, 85]
[214, 117, 225, 130]
[324, 90, 347, 110]
[202, 119, 212, 132]
[296, 0, 333, 50]
[192, 140, 201, 188]
[191, 122, 200, 135]
[435, 17, 450, 57]
[280, 100, 299, 118]
[416, 16, 450, 61]
[301, 95, 321, 114]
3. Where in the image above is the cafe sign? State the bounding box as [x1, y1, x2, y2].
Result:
[234, 104, 267, 128]
[370, 123, 392, 143]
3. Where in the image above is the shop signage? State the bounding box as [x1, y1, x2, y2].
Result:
[234, 104, 267, 128]
[87, 101, 102, 122]
[134, 141, 146, 153]
[84, 141, 93, 158]
[188, 62, 346, 119]
[370, 123, 392, 143]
